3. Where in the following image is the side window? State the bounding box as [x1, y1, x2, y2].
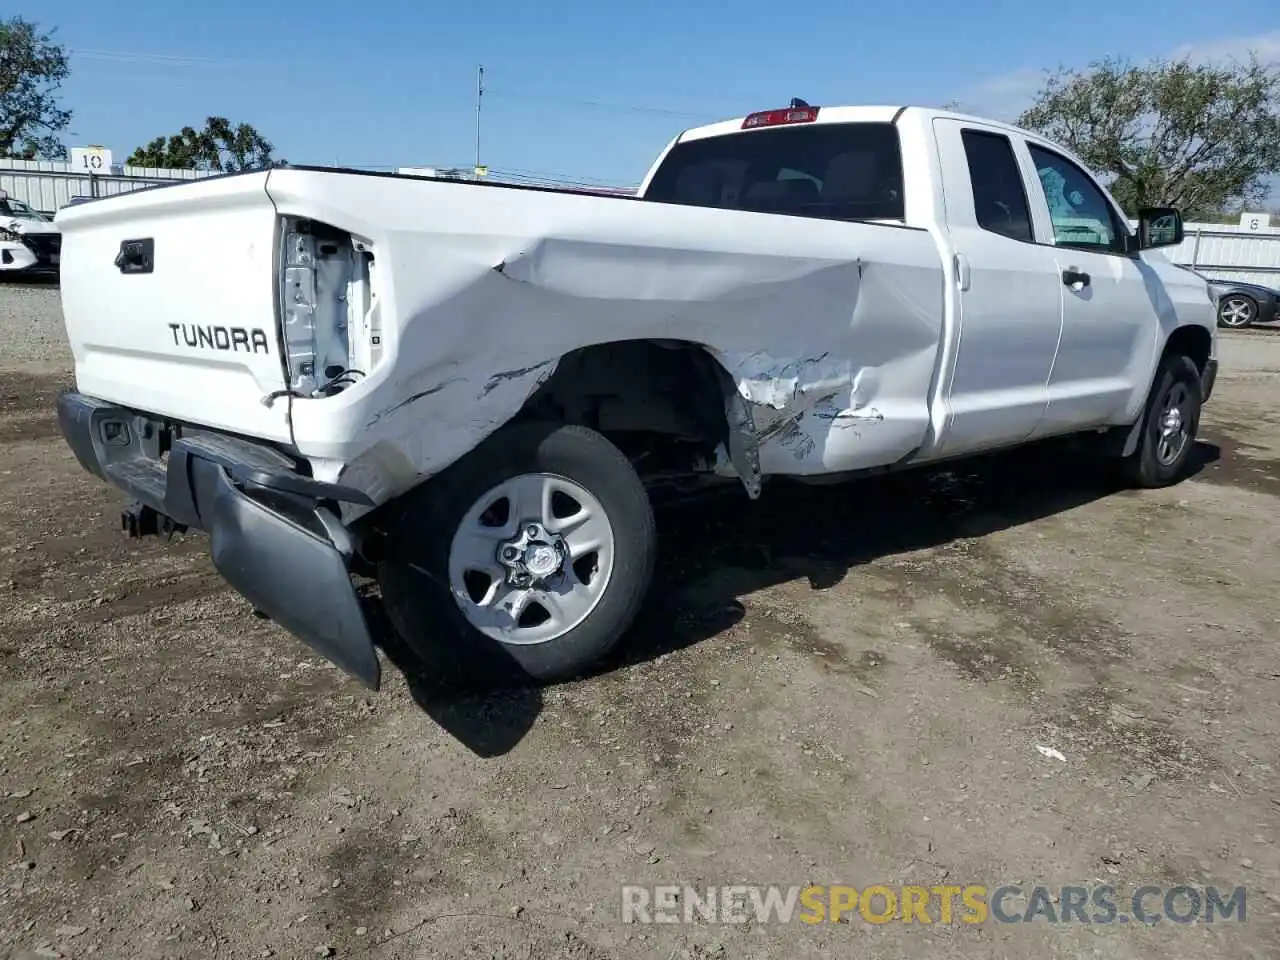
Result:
[1027, 144, 1124, 252]
[960, 129, 1033, 242]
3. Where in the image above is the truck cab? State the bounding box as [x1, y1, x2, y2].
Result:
[636, 103, 1215, 462]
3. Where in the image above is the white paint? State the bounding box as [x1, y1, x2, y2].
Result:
[1035, 745, 1068, 762]
[53, 105, 1218, 514]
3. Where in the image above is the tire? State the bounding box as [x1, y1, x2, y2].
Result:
[377, 421, 656, 688]
[1217, 294, 1257, 328]
[1119, 352, 1203, 488]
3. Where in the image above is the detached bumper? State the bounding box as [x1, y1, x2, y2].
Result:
[56, 391, 382, 690]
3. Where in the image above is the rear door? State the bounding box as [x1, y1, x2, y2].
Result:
[639, 117, 946, 476]
[926, 118, 1062, 458]
[55, 173, 291, 441]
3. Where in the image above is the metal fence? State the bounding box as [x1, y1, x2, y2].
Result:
[1161, 221, 1280, 287]
[0, 158, 215, 215]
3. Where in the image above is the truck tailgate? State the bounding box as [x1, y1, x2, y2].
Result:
[55, 172, 291, 442]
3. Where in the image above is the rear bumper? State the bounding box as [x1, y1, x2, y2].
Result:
[56, 391, 382, 690]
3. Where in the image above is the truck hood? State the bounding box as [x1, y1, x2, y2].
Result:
[5, 217, 59, 236]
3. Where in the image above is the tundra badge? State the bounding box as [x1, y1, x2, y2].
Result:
[169, 322, 271, 354]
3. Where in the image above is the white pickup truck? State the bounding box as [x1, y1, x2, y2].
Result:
[53, 102, 1217, 691]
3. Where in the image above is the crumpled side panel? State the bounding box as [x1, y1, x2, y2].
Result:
[272, 173, 947, 501]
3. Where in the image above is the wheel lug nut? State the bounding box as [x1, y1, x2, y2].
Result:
[503, 547, 519, 560]
[526, 524, 539, 538]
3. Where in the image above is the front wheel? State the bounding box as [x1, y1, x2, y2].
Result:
[1119, 352, 1203, 488]
[377, 422, 657, 688]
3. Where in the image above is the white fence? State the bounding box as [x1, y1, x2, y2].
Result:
[1160, 221, 1280, 288]
[0, 158, 215, 215]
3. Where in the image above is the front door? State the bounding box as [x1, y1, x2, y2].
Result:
[1020, 142, 1159, 436]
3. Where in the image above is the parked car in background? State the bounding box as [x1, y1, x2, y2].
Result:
[1207, 277, 1280, 329]
[0, 191, 61, 276]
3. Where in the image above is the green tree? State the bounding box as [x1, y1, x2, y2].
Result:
[127, 117, 280, 171]
[1017, 56, 1280, 219]
[0, 16, 72, 159]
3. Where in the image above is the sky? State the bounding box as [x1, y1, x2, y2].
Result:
[11, 0, 1280, 189]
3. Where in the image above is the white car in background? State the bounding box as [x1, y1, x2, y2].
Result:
[0, 191, 61, 276]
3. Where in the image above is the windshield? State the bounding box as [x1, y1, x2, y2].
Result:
[0, 198, 50, 222]
[643, 121, 905, 222]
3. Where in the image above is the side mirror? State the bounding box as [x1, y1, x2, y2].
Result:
[1136, 207, 1183, 249]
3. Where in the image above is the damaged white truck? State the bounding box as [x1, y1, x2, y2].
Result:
[54, 103, 1218, 691]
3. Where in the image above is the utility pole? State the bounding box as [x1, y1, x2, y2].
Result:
[475, 64, 484, 179]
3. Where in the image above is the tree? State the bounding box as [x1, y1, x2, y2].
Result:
[1017, 56, 1280, 219]
[126, 117, 280, 171]
[0, 16, 72, 159]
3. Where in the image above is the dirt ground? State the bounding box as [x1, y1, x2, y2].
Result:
[3, 285, 1280, 960]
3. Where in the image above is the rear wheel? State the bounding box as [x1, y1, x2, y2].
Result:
[1217, 294, 1257, 328]
[1119, 352, 1203, 488]
[377, 422, 656, 688]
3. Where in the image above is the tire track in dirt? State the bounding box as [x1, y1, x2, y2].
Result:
[0, 372, 68, 445]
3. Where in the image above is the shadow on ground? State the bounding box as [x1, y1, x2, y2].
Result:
[0, 273, 59, 288]
[372, 437, 1220, 756]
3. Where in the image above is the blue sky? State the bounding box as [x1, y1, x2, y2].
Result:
[12, 0, 1280, 187]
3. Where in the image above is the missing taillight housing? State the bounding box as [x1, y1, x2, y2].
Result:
[278, 217, 380, 397]
[742, 106, 820, 129]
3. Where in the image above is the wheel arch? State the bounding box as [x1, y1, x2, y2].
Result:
[1119, 324, 1212, 459]
[350, 339, 760, 551]
[510, 339, 762, 496]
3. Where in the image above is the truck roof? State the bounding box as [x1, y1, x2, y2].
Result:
[676, 104, 1031, 143]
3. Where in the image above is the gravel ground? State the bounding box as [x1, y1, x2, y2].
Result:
[0, 279, 72, 370]
[3, 284, 1280, 959]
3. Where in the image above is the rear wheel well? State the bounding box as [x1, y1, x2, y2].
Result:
[515, 340, 735, 488]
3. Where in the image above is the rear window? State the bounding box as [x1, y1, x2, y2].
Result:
[644, 122, 905, 222]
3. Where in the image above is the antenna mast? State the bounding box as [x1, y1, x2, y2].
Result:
[475, 64, 484, 176]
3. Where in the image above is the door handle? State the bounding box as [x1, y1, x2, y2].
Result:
[1062, 267, 1090, 288]
[115, 237, 154, 275]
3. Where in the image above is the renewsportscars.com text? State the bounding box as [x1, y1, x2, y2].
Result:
[621, 883, 1247, 926]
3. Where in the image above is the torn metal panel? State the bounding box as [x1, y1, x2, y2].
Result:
[481, 360, 555, 397]
[723, 390, 763, 499]
[364, 377, 463, 429]
[262, 169, 947, 504]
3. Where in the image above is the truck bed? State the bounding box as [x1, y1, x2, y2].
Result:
[55, 165, 947, 498]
